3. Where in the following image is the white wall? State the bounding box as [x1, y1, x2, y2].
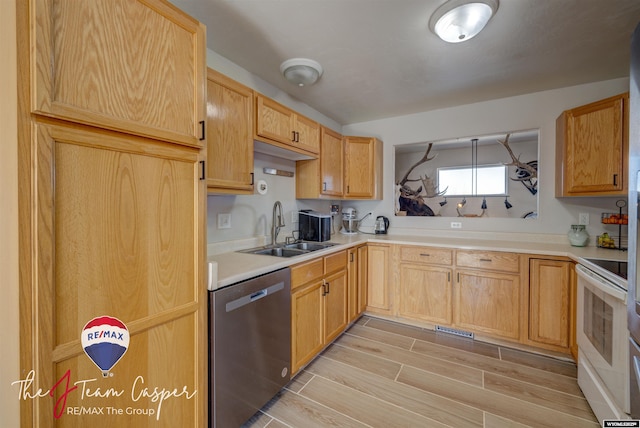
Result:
[342, 78, 630, 243]
[1, 0, 20, 425]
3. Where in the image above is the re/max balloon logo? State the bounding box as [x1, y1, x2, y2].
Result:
[81, 316, 130, 378]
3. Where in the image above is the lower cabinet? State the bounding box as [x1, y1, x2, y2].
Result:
[347, 245, 368, 323]
[291, 251, 347, 374]
[366, 243, 393, 315]
[526, 257, 575, 355]
[455, 268, 521, 340]
[377, 245, 576, 356]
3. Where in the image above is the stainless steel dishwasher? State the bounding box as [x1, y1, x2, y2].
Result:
[209, 268, 291, 427]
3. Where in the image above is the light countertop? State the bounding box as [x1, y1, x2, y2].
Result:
[207, 233, 628, 290]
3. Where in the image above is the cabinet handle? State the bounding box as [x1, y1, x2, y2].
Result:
[199, 120, 205, 141]
[326, 281, 330, 294]
[479, 258, 492, 262]
[323, 182, 327, 191]
[350, 253, 354, 262]
[291, 131, 296, 142]
[199, 160, 205, 180]
[447, 272, 451, 282]
[296, 131, 300, 142]
[614, 174, 618, 186]
[250, 172, 254, 185]
[420, 253, 430, 257]
[457, 272, 460, 283]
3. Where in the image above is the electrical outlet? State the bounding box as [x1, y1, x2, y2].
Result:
[450, 222, 462, 229]
[217, 213, 231, 229]
[579, 213, 589, 225]
[291, 211, 298, 223]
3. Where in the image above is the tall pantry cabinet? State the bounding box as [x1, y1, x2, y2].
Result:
[17, 1, 208, 427]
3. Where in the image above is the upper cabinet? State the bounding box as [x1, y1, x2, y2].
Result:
[296, 132, 383, 200]
[206, 68, 254, 194]
[297, 127, 344, 198]
[31, 0, 207, 148]
[556, 93, 629, 196]
[344, 136, 383, 199]
[255, 95, 320, 156]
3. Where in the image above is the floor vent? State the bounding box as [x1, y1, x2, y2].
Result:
[435, 325, 474, 339]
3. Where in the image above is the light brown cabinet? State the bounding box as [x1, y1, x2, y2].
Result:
[291, 251, 347, 374]
[30, 0, 206, 148]
[366, 243, 393, 315]
[255, 95, 320, 156]
[526, 258, 575, 355]
[205, 68, 254, 194]
[556, 93, 629, 196]
[344, 136, 384, 199]
[296, 127, 344, 198]
[398, 246, 453, 325]
[347, 245, 368, 323]
[18, 2, 208, 426]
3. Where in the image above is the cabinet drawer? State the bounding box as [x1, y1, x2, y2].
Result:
[291, 258, 324, 289]
[325, 250, 347, 275]
[400, 246, 452, 265]
[456, 250, 520, 273]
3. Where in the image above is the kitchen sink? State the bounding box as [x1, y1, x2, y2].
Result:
[239, 242, 336, 257]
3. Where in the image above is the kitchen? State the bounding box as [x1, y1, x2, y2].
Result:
[2, 0, 640, 427]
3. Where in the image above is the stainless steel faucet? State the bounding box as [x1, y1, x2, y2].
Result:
[271, 201, 285, 246]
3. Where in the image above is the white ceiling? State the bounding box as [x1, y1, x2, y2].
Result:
[169, 0, 640, 125]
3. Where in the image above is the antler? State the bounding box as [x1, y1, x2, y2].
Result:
[497, 133, 537, 180]
[397, 143, 437, 186]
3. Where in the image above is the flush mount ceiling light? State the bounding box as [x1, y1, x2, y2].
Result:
[429, 0, 499, 43]
[280, 58, 323, 87]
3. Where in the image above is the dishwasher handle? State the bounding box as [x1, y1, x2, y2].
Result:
[224, 281, 285, 313]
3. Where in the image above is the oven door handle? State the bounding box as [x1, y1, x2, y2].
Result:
[576, 264, 627, 303]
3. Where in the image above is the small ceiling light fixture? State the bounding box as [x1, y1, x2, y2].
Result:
[457, 197, 467, 208]
[280, 58, 323, 87]
[429, 0, 499, 43]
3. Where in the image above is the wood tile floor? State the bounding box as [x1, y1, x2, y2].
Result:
[243, 316, 598, 428]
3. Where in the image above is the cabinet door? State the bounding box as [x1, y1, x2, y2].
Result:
[255, 95, 295, 145]
[557, 93, 627, 196]
[323, 270, 348, 343]
[206, 69, 254, 193]
[25, 123, 206, 427]
[347, 248, 359, 322]
[295, 114, 321, 154]
[291, 282, 324, 374]
[528, 259, 573, 350]
[32, 0, 206, 147]
[367, 244, 392, 314]
[320, 127, 344, 196]
[357, 245, 368, 315]
[344, 136, 383, 199]
[455, 269, 521, 340]
[399, 264, 453, 325]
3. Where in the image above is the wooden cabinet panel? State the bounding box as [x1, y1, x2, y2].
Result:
[347, 245, 368, 323]
[556, 93, 628, 196]
[400, 246, 452, 265]
[26, 123, 206, 427]
[357, 245, 368, 314]
[455, 269, 521, 340]
[456, 250, 520, 273]
[324, 270, 348, 343]
[32, 0, 206, 147]
[295, 114, 321, 154]
[255, 94, 320, 156]
[325, 250, 347, 275]
[528, 258, 573, 351]
[399, 264, 453, 325]
[344, 136, 383, 199]
[320, 127, 344, 196]
[367, 244, 391, 314]
[291, 281, 324, 373]
[291, 257, 324, 289]
[256, 95, 295, 144]
[206, 69, 254, 194]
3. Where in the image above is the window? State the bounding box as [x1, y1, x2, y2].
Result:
[438, 164, 507, 196]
